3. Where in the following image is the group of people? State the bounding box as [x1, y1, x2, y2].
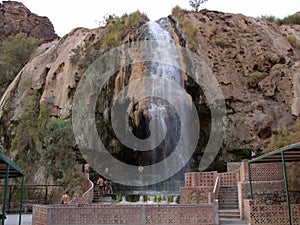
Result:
[61, 164, 113, 204]
[96, 176, 113, 197]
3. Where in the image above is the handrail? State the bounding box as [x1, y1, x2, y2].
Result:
[210, 175, 220, 203]
[213, 176, 219, 194]
[82, 179, 94, 199]
[69, 177, 94, 204]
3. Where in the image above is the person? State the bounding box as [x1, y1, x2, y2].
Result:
[61, 191, 70, 204]
[251, 150, 256, 159]
[138, 165, 144, 173]
[104, 167, 109, 179]
[84, 163, 90, 178]
[97, 177, 105, 197]
[105, 180, 113, 194]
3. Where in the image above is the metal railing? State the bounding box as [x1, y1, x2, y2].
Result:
[0, 184, 63, 212]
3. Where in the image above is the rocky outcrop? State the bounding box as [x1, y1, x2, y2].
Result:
[0, 1, 57, 42]
[172, 10, 300, 153]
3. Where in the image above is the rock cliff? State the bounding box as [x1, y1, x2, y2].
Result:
[173, 10, 300, 154]
[0, 1, 58, 42]
[0, 7, 300, 186]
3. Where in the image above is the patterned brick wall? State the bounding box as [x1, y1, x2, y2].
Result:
[240, 161, 284, 182]
[32, 206, 47, 225]
[244, 199, 300, 225]
[219, 171, 240, 186]
[185, 172, 217, 187]
[32, 204, 217, 225]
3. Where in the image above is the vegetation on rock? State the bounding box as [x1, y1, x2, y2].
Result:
[262, 13, 300, 25]
[0, 33, 40, 86]
[172, 6, 198, 46]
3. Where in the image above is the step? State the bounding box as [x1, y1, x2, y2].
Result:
[219, 219, 247, 225]
[219, 209, 240, 220]
[93, 196, 113, 204]
[219, 197, 238, 200]
[220, 205, 239, 208]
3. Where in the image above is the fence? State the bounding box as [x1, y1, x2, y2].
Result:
[0, 184, 62, 212]
[32, 203, 218, 225]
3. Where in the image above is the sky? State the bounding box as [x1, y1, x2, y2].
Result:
[17, 0, 300, 37]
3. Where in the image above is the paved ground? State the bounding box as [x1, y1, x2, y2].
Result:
[4, 214, 32, 225]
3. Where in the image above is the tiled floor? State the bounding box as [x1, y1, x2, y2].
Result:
[4, 213, 32, 225]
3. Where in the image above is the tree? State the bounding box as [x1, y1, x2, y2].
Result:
[189, 0, 208, 12]
[0, 33, 40, 85]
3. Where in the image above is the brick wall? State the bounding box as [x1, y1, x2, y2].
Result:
[244, 199, 300, 225]
[240, 161, 283, 182]
[32, 206, 47, 225]
[32, 203, 217, 225]
[185, 172, 217, 187]
[219, 171, 240, 186]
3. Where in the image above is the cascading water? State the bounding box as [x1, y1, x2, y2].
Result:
[142, 19, 192, 191]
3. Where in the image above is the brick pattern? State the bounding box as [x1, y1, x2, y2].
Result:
[240, 161, 284, 182]
[32, 204, 215, 225]
[219, 171, 240, 186]
[244, 200, 300, 225]
[32, 206, 47, 225]
[184, 172, 217, 187]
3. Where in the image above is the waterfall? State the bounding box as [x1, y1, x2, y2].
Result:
[144, 19, 191, 185]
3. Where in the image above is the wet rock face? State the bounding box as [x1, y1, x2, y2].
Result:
[0, 1, 58, 42]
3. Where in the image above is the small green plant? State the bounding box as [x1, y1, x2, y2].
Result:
[240, 77, 248, 84]
[182, 21, 198, 45]
[214, 37, 228, 47]
[69, 43, 99, 69]
[287, 35, 300, 49]
[247, 71, 266, 87]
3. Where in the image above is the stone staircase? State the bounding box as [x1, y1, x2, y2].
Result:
[218, 186, 247, 225]
[91, 177, 115, 204]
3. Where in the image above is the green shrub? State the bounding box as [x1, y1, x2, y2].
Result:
[214, 37, 228, 47]
[172, 6, 197, 46]
[182, 21, 198, 45]
[172, 6, 186, 20]
[261, 15, 280, 24]
[280, 13, 300, 25]
[287, 35, 300, 49]
[102, 11, 147, 49]
[0, 33, 40, 85]
[69, 43, 98, 69]
[261, 13, 300, 25]
[240, 77, 248, 84]
[247, 71, 266, 86]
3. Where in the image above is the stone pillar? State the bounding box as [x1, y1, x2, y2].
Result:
[292, 72, 300, 116]
[240, 160, 249, 182]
